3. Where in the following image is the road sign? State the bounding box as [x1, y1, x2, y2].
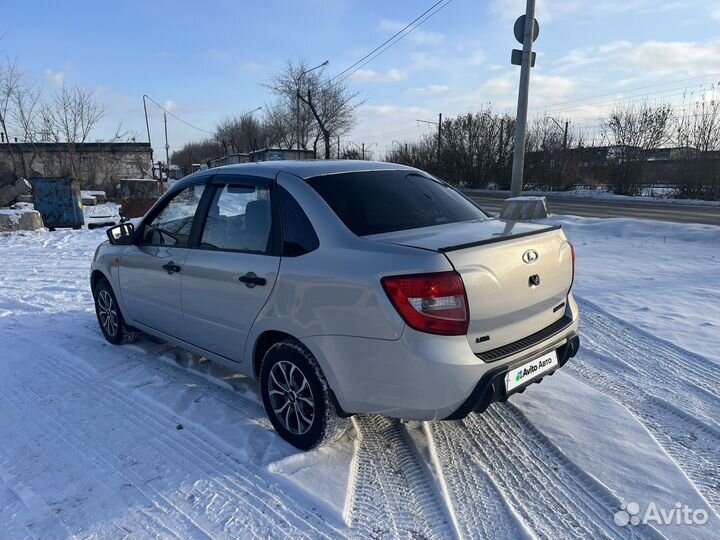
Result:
[513, 15, 539, 44]
[511, 49, 536, 67]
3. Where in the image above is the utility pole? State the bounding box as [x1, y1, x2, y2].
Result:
[337, 137, 340, 159]
[163, 110, 170, 182]
[547, 116, 569, 150]
[362, 143, 365, 160]
[437, 113, 442, 167]
[510, 0, 538, 197]
[142, 95, 155, 178]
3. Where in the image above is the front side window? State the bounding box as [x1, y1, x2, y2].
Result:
[306, 170, 488, 236]
[200, 184, 274, 253]
[142, 184, 205, 246]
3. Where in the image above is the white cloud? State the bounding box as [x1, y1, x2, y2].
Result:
[239, 61, 265, 72]
[407, 52, 440, 70]
[407, 85, 451, 96]
[481, 76, 514, 96]
[467, 50, 486, 66]
[554, 38, 720, 77]
[712, 8, 720, 20]
[622, 40, 720, 75]
[379, 19, 444, 46]
[44, 69, 65, 86]
[163, 100, 177, 112]
[361, 104, 432, 119]
[480, 72, 576, 108]
[350, 68, 406, 82]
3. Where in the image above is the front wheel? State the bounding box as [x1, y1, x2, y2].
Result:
[93, 278, 137, 345]
[260, 340, 348, 450]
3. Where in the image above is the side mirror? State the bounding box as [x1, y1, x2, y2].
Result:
[107, 222, 135, 245]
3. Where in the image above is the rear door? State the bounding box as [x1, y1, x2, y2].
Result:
[181, 176, 281, 362]
[119, 181, 208, 338]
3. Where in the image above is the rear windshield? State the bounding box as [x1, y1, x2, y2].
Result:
[306, 170, 488, 236]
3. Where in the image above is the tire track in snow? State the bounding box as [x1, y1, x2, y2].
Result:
[427, 421, 526, 540]
[0, 376, 198, 540]
[8, 335, 347, 540]
[347, 416, 454, 540]
[570, 297, 720, 515]
[577, 297, 720, 408]
[460, 404, 663, 540]
[73, 329, 273, 429]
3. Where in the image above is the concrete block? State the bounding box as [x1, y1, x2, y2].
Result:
[0, 209, 44, 232]
[15, 193, 34, 204]
[83, 190, 106, 204]
[500, 196, 549, 221]
[0, 178, 32, 207]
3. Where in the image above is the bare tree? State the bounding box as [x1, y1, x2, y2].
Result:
[601, 101, 674, 194]
[40, 84, 106, 179]
[390, 107, 515, 189]
[215, 113, 267, 155]
[0, 58, 22, 184]
[267, 60, 360, 158]
[675, 86, 720, 154]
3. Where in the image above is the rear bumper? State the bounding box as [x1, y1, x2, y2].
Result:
[302, 294, 580, 421]
[444, 333, 580, 420]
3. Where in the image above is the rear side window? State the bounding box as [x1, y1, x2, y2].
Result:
[279, 187, 319, 256]
[306, 171, 487, 236]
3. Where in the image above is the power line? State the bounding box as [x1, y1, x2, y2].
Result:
[143, 95, 214, 135]
[329, 0, 449, 83]
[529, 72, 720, 113]
[330, 0, 453, 87]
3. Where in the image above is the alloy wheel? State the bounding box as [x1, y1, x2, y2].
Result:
[267, 360, 315, 435]
[97, 289, 118, 337]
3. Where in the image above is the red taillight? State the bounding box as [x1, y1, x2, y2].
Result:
[568, 241, 576, 291]
[381, 271, 469, 336]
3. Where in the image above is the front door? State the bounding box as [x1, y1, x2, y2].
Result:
[119, 182, 207, 339]
[182, 178, 280, 362]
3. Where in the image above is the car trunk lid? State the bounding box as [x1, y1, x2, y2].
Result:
[369, 220, 573, 355]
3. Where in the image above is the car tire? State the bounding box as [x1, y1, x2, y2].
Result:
[260, 340, 348, 450]
[93, 278, 138, 345]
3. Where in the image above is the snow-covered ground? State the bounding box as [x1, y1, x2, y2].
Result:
[0, 215, 718, 539]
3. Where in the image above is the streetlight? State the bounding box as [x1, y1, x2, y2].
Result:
[242, 106, 262, 120]
[242, 107, 262, 159]
[296, 60, 329, 151]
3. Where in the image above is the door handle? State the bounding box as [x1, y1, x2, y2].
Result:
[239, 272, 266, 288]
[162, 262, 181, 274]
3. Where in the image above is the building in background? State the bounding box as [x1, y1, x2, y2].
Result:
[0, 142, 153, 196]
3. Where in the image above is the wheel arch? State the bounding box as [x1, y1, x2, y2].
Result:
[253, 330, 300, 378]
[90, 269, 109, 292]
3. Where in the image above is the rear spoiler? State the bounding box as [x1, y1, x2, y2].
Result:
[438, 225, 562, 253]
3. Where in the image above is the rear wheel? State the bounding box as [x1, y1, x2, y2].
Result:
[93, 278, 137, 345]
[260, 340, 348, 450]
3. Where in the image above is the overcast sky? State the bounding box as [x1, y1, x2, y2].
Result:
[4, 0, 720, 159]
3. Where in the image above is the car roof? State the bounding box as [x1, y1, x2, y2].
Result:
[172, 160, 418, 189]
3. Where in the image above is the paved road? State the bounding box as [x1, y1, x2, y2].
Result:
[466, 191, 720, 225]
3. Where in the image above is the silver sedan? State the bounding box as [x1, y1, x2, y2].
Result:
[92, 161, 580, 449]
